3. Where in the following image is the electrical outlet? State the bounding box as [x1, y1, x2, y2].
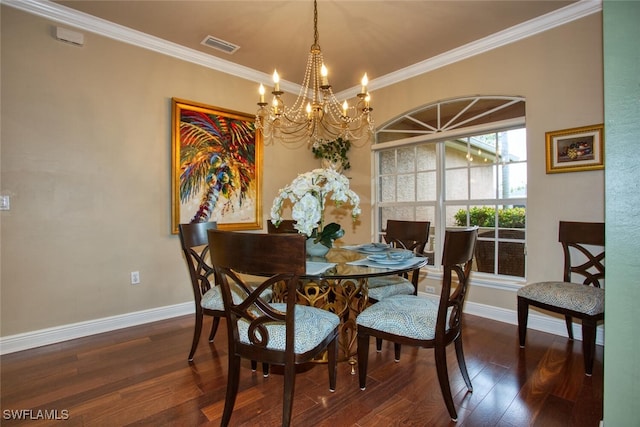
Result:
[130, 271, 140, 285]
[425, 286, 436, 294]
[0, 195, 9, 211]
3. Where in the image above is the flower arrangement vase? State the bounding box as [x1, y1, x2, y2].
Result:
[306, 238, 331, 257]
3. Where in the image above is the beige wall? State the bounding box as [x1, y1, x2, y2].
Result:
[1, 7, 603, 337]
[374, 13, 604, 308]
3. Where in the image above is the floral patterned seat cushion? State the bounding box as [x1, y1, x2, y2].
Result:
[357, 294, 450, 340]
[517, 281, 604, 316]
[237, 304, 340, 354]
[367, 276, 414, 301]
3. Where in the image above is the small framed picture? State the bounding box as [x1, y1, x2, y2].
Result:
[545, 124, 604, 174]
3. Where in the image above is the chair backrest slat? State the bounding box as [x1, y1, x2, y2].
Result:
[437, 227, 478, 337]
[558, 221, 605, 287]
[179, 222, 217, 302]
[267, 219, 298, 234]
[384, 220, 430, 254]
[208, 230, 306, 276]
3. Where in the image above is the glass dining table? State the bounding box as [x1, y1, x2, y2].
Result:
[271, 245, 428, 370]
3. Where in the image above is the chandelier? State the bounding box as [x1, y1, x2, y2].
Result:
[255, 0, 374, 148]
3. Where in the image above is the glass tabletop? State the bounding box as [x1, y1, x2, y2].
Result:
[304, 247, 428, 279]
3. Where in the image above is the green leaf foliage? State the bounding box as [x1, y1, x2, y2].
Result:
[454, 206, 525, 228]
[310, 222, 345, 248]
[312, 137, 351, 170]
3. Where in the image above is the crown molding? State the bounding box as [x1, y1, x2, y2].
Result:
[336, 0, 602, 98]
[2, 0, 276, 86]
[4, 0, 601, 98]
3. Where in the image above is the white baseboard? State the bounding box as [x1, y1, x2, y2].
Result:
[463, 299, 605, 346]
[0, 302, 194, 355]
[0, 297, 603, 355]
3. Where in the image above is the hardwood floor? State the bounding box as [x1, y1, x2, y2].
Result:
[1, 313, 603, 426]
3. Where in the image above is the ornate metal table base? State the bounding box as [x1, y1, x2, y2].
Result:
[272, 277, 369, 373]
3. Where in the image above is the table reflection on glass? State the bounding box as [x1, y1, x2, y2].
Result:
[271, 247, 428, 370]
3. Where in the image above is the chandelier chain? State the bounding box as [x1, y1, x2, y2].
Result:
[313, 0, 319, 48]
[255, 0, 374, 148]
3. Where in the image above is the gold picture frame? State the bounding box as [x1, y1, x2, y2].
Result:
[545, 124, 604, 174]
[171, 98, 262, 234]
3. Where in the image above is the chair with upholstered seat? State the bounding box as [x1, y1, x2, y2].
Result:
[178, 223, 269, 376]
[208, 229, 340, 427]
[517, 220, 605, 376]
[367, 220, 430, 302]
[356, 227, 478, 422]
[366, 220, 431, 353]
[179, 222, 222, 361]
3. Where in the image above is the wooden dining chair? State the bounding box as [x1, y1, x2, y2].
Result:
[356, 227, 478, 421]
[517, 221, 605, 376]
[179, 222, 222, 361]
[178, 222, 269, 376]
[367, 220, 431, 302]
[208, 230, 340, 427]
[366, 220, 431, 353]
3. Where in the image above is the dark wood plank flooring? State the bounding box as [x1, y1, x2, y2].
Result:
[1, 313, 603, 426]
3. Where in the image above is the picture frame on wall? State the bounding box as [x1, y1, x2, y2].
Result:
[545, 124, 604, 174]
[171, 98, 262, 234]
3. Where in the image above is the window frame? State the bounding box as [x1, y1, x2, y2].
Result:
[372, 97, 526, 279]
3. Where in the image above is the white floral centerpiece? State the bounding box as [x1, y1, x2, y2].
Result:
[270, 168, 361, 249]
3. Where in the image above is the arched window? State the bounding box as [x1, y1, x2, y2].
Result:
[373, 96, 526, 278]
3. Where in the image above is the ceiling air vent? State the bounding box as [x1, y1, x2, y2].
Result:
[200, 35, 240, 54]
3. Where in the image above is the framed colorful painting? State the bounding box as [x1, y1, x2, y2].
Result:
[545, 124, 604, 174]
[171, 98, 262, 234]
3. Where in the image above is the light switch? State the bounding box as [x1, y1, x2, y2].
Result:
[0, 195, 10, 211]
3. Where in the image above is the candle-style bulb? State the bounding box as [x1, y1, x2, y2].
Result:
[321, 64, 329, 86]
[361, 73, 369, 94]
[273, 70, 280, 92]
[259, 84, 265, 103]
[342, 100, 348, 116]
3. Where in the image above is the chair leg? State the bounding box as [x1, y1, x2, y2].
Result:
[327, 337, 338, 392]
[221, 354, 241, 427]
[564, 315, 574, 340]
[188, 311, 203, 361]
[394, 343, 402, 362]
[454, 336, 473, 391]
[208, 316, 220, 342]
[410, 271, 419, 296]
[581, 318, 597, 376]
[517, 297, 529, 348]
[357, 332, 370, 390]
[282, 358, 296, 427]
[249, 361, 269, 376]
[434, 344, 458, 421]
[375, 337, 383, 352]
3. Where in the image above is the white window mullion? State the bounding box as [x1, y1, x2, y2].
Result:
[373, 96, 527, 279]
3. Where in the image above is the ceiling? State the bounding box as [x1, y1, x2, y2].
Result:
[25, 1, 596, 96]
